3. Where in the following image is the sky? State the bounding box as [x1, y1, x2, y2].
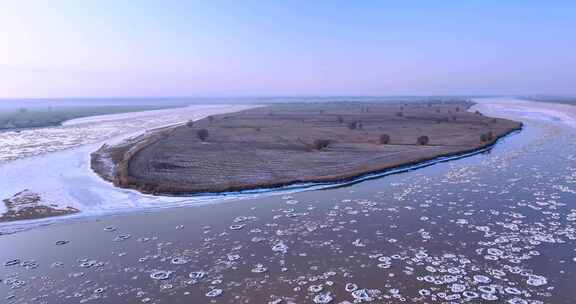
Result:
[0, 0, 575, 98]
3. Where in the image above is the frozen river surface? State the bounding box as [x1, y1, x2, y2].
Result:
[1, 98, 576, 303]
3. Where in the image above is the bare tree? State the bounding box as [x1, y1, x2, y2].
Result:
[197, 129, 209, 141]
[417, 135, 429, 145]
[379, 134, 390, 145]
[313, 139, 330, 150]
[480, 131, 494, 142]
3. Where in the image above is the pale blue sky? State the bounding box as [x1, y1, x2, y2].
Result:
[0, 1, 575, 98]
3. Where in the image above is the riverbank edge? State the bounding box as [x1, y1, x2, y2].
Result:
[193, 125, 524, 197]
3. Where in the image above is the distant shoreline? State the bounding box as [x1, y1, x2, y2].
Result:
[0, 104, 183, 132]
[0, 96, 570, 132]
[520, 96, 576, 106]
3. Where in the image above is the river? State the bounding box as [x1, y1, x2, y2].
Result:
[0, 97, 575, 303]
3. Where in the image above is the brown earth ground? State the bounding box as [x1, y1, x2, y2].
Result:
[92, 100, 522, 195]
[0, 190, 78, 223]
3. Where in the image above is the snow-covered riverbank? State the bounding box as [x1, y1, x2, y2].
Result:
[0, 104, 257, 227]
[472, 97, 576, 128]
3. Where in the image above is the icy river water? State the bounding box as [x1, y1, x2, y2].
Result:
[1, 98, 576, 303]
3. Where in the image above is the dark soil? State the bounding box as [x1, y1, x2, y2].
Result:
[0, 190, 78, 222]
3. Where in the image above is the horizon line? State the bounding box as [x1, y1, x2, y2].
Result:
[0, 93, 571, 101]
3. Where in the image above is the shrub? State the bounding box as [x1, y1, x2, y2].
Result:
[197, 129, 209, 141]
[396, 112, 403, 117]
[480, 132, 494, 142]
[337, 115, 344, 123]
[185, 120, 194, 127]
[347, 121, 363, 130]
[417, 135, 429, 145]
[487, 131, 494, 140]
[313, 139, 330, 150]
[208, 116, 215, 123]
[379, 134, 390, 145]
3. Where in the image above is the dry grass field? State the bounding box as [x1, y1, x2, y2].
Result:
[92, 100, 522, 195]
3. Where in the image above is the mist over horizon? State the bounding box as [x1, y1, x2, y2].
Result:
[1, 1, 575, 98]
